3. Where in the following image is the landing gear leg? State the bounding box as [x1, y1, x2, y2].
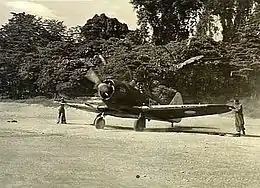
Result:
[93, 113, 102, 125]
[134, 114, 146, 132]
[94, 113, 105, 129]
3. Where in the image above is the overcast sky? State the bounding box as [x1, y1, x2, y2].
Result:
[0, 0, 138, 29]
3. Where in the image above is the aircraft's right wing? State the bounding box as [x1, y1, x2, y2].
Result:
[134, 104, 233, 121]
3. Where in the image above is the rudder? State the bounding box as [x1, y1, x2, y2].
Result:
[169, 92, 183, 105]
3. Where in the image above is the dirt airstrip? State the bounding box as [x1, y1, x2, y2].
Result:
[1, 101, 260, 188]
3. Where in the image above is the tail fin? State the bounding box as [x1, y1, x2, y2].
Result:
[169, 92, 183, 123]
[169, 92, 183, 105]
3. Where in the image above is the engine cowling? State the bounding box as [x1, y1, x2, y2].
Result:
[98, 80, 115, 100]
[97, 79, 147, 107]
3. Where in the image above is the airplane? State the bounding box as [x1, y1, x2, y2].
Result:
[62, 55, 233, 131]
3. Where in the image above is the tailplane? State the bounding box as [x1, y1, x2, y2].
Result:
[169, 92, 183, 123]
[169, 92, 183, 105]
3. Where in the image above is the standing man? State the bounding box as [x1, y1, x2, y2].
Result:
[57, 98, 67, 124]
[233, 99, 245, 136]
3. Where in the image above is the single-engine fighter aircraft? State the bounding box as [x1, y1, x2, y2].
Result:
[64, 55, 232, 131]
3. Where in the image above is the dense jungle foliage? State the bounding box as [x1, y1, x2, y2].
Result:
[1, 0, 260, 103]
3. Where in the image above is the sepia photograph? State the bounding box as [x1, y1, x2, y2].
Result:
[1, 0, 260, 187]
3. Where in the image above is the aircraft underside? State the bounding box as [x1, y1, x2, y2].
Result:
[93, 104, 232, 131]
[93, 109, 177, 132]
[67, 102, 232, 132]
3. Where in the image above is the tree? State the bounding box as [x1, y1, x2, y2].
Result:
[42, 19, 67, 41]
[0, 52, 20, 98]
[0, 10, 258, 102]
[81, 13, 129, 41]
[197, 0, 256, 42]
[66, 25, 84, 43]
[0, 12, 49, 52]
[225, 3, 260, 99]
[0, 12, 68, 98]
[130, 0, 203, 44]
[131, 0, 259, 43]
[36, 58, 95, 97]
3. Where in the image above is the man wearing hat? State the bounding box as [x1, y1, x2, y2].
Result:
[233, 99, 245, 136]
[57, 98, 67, 124]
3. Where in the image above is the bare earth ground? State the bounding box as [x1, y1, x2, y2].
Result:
[0, 102, 260, 188]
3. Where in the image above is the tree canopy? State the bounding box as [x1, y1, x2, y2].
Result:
[130, 0, 260, 43]
[130, 0, 203, 44]
[1, 8, 260, 102]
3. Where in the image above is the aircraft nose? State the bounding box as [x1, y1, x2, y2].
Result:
[98, 83, 114, 99]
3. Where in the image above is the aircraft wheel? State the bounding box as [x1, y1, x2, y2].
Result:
[95, 117, 105, 129]
[93, 115, 100, 126]
[134, 116, 146, 132]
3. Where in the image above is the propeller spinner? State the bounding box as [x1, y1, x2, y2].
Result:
[98, 80, 115, 100]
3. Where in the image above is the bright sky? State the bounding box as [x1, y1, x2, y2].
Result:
[0, 0, 138, 29]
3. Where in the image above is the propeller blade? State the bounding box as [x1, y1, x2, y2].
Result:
[85, 67, 101, 86]
[85, 54, 106, 87]
[98, 54, 107, 65]
[176, 55, 204, 70]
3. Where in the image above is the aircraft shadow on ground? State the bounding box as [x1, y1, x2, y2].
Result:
[104, 125, 260, 138]
[105, 125, 218, 132]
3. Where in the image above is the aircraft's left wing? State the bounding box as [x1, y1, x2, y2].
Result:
[133, 104, 232, 121]
[65, 103, 108, 113]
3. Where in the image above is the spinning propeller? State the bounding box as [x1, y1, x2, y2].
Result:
[85, 67, 101, 86]
[85, 54, 107, 87]
[85, 66, 115, 100]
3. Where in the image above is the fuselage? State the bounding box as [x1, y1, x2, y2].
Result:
[98, 79, 149, 108]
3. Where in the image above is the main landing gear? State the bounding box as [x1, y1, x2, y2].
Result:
[93, 113, 146, 132]
[94, 113, 105, 129]
[134, 114, 146, 132]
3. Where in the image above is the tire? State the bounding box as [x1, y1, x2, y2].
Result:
[95, 117, 105, 129]
[92, 116, 99, 126]
[134, 117, 145, 132]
